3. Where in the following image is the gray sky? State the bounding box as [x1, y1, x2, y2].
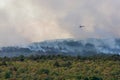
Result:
[0, 0, 120, 46]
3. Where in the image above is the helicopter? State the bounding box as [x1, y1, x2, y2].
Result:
[79, 25, 85, 28]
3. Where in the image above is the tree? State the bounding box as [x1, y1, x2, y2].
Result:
[37, 69, 50, 75]
[89, 76, 103, 80]
[53, 61, 60, 67]
[1, 60, 7, 66]
[18, 55, 25, 61]
[4, 71, 12, 79]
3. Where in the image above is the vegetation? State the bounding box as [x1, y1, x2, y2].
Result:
[0, 54, 119, 80]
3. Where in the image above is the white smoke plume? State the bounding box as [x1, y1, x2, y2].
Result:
[0, 0, 120, 46]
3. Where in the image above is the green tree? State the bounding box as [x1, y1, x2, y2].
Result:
[19, 55, 25, 61]
[4, 71, 12, 79]
[53, 61, 60, 67]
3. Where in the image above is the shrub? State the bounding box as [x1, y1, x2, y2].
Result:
[4, 71, 12, 79]
[53, 61, 60, 67]
[89, 76, 103, 80]
[37, 69, 50, 75]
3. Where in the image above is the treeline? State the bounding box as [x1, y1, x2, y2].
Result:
[0, 53, 119, 62]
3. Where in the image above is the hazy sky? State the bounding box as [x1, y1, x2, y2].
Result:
[0, 0, 120, 46]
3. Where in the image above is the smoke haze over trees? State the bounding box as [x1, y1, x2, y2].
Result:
[0, 0, 120, 46]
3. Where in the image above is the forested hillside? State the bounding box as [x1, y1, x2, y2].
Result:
[1, 38, 120, 57]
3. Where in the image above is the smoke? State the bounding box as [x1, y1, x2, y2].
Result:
[0, 0, 120, 46]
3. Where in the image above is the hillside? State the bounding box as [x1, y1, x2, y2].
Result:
[0, 38, 120, 57]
